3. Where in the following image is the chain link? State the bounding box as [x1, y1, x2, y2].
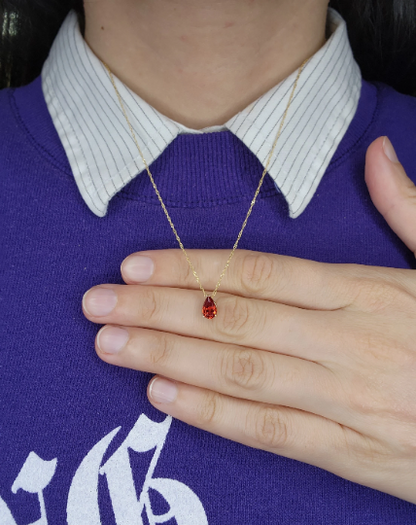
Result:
[103, 58, 308, 299]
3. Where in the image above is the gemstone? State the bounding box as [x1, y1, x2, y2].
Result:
[202, 296, 217, 320]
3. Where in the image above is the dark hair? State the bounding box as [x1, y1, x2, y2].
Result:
[1, 0, 416, 96]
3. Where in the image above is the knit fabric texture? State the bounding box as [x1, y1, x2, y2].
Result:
[1, 74, 416, 524]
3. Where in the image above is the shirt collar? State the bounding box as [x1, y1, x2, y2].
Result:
[41, 7, 361, 219]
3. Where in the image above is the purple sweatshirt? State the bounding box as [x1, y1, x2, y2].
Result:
[1, 74, 416, 524]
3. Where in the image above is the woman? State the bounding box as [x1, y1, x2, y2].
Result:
[1, 0, 416, 523]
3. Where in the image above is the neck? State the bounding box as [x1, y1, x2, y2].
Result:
[83, 0, 329, 130]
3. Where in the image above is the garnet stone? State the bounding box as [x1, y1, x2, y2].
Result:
[202, 296, 217, 319]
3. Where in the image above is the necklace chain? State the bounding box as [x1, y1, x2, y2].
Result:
[103, 58, 308, 313]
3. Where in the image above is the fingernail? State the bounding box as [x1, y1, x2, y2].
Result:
[83, 287, 117, 316]
[383, 136, 399, 164]
[122, 255, 154, 282]
[149, 377, 178, 404]
[97, 326, 129, 354]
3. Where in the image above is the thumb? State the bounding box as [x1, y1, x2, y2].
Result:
[365, 136, 416, 257]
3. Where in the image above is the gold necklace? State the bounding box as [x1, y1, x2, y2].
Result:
[103, 58, 308, 319]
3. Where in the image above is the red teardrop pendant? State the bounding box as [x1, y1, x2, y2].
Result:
[202, 296, 217, 320]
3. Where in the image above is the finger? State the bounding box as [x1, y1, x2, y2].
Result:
[146, 378, 389, 496]
[95, 325, 350, 425]
[82, 283, 339, 362]
[365, 136, 416, 258]
[121, 249, 353, 310]
[120, 248, 413, 311]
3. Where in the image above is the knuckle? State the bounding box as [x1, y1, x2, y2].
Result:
[241, 252, 275, 294]
[249, 406, 290, 450]
[196, 391, 220, 427]
[343, 359, 396, 418]
[182, 257, 195, 285]
[173, 251, 201, 287]
[345, 375, 380, 417]
[352, 279, 405, 313]
[347, 356, 416, 426]
[217, 296, 253, 340]
[147, 332, 174, 368]
[138, 288, 161, 323]
[220, 347, 267, 392]
[356, 329, 395, 365]
[345, 366, 410, 427]
[353, 326, 413, 370]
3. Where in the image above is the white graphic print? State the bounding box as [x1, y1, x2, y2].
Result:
[0, 414, 208, 525]
[0, 452, 57, 525]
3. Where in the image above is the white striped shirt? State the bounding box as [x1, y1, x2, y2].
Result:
[41, 7, 362, 219]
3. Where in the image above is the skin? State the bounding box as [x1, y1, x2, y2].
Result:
[82, 0, 416, 504]
[83, 0, 329, 129]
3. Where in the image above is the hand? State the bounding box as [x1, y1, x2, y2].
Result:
[82, 136, 416, 503]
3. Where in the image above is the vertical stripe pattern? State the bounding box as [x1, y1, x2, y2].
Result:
[41, 7, 361, 219]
